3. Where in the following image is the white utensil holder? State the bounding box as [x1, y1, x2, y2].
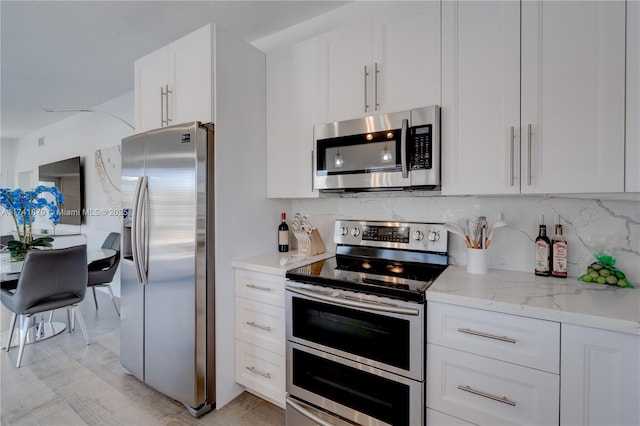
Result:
[466, 248, 488, 274]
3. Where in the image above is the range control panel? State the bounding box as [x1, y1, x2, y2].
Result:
[334, 220, 448, 253]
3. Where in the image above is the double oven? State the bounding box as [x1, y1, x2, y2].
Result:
[285, 220, 448, 425]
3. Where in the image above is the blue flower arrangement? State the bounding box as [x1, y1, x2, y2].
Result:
[0, 185, 64, 259]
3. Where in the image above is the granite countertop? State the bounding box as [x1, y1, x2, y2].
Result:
[232, 251, 334, 276]
[427, 266, 640, 335]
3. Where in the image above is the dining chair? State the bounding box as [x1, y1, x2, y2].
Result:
[0, 234, 13, 247]
[0, 245, 89, 367]
[87, 232, 120, 316]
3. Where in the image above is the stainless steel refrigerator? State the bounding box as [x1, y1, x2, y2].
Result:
[120, 121, 215, 417]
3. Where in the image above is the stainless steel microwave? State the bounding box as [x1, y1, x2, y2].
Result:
[313, 105, 440, 192]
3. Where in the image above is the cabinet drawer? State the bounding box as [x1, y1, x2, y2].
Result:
[427, 302, 559, 373]
[235, 297, 285, 355]
[427, 344, 559, 426]
[427, 408, 477, 426]
[235, 340, 285, 408]
[235, 269, 285, 307]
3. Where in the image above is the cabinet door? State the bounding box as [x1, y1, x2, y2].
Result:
[169, 25, 212, 126]
[318, 23, 372, 123]
[428, 344, 559, 426]
[441, 0, 521, 195]
[135, 47, 168, 132]
[266, 38, 319, 198]
[521, 1, 625, 194]
[373, 2, 440, 113]
[561, 324, 640, 426]
[627, 0, 640, 192]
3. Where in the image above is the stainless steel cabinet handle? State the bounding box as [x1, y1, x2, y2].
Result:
[246, 321, 272, 332]
[286, 285, 419, 316]
[401, 118, 409, 179]
[164, 84, 172, 125]
[286, 395, 333, 426]
[527, 123, 532, 186]
[364, 65, 369, 113]
[457, 327, 517, 344]
[509, 126, 515, 187]
[246, 283, 273, 292]
[160, 87, 165, 126]
[457, 385, 517, 407]
[374, 62, 380, 111]
[246, 366, 271, 379]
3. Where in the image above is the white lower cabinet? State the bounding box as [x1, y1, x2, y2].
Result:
[560, 324, 640, 426]
[427, 408, 477, 426]
[234, 269, 286, 408]
[427, 301, 560, 425]
[427, 345, 559, 425]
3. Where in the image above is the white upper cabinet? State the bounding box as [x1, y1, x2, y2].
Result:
[443, 0, 626, 195]
[372, 3, 441, 116]
[135, 48, 169, 132]
[318, 2, 440, 124]
[441, 0, 521, 195]
[135, 25, 212, 132]
[521, 0, 625, 194]
[627, 0, 640, 192]
[266, 38, 319, 199]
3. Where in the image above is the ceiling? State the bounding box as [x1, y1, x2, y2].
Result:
[0, 0, 349, 140]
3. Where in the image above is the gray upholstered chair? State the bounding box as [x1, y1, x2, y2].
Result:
[87, 232, 120, 316]
[1, 245, 89, 367]
[0, 234, 13, 247]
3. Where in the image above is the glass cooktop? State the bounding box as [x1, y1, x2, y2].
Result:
[286, 245, 448, 303]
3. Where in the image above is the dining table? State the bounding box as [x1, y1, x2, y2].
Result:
[0, 247, 118, 349]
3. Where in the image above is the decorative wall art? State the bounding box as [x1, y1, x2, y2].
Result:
[95, 145, 121, 209]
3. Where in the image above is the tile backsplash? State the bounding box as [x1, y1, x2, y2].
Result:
[291, 195, 640, 285]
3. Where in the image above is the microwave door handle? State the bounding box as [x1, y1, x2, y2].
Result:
[401, 118, 409, 178]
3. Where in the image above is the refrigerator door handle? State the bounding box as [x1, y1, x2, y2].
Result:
[139, 176, 149, 284]
[132, 176, 148, 284]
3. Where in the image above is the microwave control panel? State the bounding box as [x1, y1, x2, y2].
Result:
[409, 124, 432, 170]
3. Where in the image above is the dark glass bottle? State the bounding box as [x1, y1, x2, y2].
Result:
[278, 212, 289, 253]
[535, 215, 551, 276]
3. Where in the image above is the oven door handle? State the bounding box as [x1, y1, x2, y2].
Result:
[286, 394, 333, 426]
[286, 285, 420, 316]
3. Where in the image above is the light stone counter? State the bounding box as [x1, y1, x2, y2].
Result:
[232, 251, 334, 276]
[427, 266, 640, 335]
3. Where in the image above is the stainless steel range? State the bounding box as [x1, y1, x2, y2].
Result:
[285, 220, 448, 426]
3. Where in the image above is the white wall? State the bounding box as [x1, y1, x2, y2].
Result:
[7, 92, 134, 296]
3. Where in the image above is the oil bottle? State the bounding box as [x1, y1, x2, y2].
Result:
[535, 215, 551, 276]
[551, 215, 568, 278]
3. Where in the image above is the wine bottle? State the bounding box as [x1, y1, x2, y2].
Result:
[535, 215, 551, 276]
[551, 215, 568, 278]
[278, 212, 289, 253]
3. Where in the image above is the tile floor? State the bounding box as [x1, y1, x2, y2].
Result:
[0, 291, 284, 425]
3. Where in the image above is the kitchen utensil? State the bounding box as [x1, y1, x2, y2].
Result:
[468, 217, 481, 248]
[302, 215, 315, 234]
[486, 211, 503, 231]
[457, 218, 472, 248]
[485, 220, 508, 248]
[477, 216, 487, 249]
